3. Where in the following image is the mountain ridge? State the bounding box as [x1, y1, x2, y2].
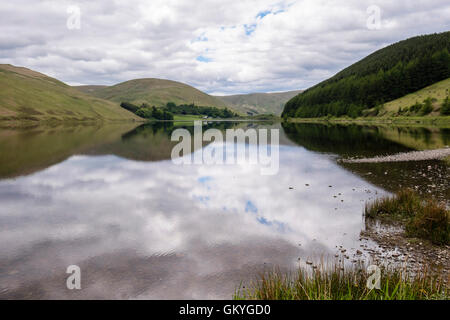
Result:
[215, 90, 303, 116]
[0, 64, 141, 122]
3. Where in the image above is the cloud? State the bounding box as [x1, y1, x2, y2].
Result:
[0, 0, 449, 94]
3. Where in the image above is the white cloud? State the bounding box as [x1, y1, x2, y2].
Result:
[0, 0, 449, 94]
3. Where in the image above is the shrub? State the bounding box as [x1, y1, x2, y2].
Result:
[441, 96, 450, 115]
[409, 101, 423, 114]
[365, 189, 449, 245]
[135, 107, 153, 119]
[406, 200, 449, 245]
[419, 98, 433, 115]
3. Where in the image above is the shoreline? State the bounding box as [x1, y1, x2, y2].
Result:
[286, 116, 450, 128]
[340, 148, 450, 163]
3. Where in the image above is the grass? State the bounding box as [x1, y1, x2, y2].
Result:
[365, 189, 449, 245]
[234, 263, 448, 300]
[0, 64, 141, 122]
[286, 78, 450, 126]
[172, 114, 206, 121]
[287, 116, 450, 128]
[383, 78, 450, 114]
[216, 90, 302, 116]
[75, 78, 228, 110]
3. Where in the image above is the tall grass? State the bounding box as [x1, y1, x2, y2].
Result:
[234, 263, 448, 300]
[365, 189, 449, 245]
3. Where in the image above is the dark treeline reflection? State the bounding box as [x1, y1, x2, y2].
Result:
[282, 122, 449, 202]
[282, 122, 413, 158]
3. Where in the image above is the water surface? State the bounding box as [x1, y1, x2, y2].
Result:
[0, 122, 448, 299]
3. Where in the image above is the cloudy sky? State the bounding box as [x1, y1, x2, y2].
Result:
[1, 0, 449, 95]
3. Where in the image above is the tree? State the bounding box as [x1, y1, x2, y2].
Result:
[120, 102, 139, 113]
[441, 96, 450, 115]
[419, 98, 433, 115]
[136, 107, 153, 118]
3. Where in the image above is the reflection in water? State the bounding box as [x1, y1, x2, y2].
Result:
[282, 122, 450, 202]
[0, 121, 448, 299]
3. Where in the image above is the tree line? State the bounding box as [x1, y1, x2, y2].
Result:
[120, 101, 238, 120]
[282, 32, 450, 118]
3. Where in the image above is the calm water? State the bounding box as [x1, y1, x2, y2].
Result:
[0, 122, 448, 299]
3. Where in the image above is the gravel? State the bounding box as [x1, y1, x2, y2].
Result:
[341, 147, 450, 163]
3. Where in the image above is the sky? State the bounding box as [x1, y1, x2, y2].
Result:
[0, 0, 449, 95]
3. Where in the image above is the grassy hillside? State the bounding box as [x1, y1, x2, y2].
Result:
[382, 78, 450, 114]
[283, 32, 450, 118]
[0, 64, 140, 123]
[216, 90, 302, 116]
[75, 78, 227, 109]
[75, 85, 108, 95]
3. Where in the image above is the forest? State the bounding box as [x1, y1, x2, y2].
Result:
[282, 32, 450, 118]
[120, 101, 238, 120]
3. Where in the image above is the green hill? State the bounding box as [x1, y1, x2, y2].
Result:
[0, 64, 140, 123]
[382, 78, 450, 115]
[75, 78, 227, 109]
[283, 32, 450, 118]
[215, 90, 302, 116]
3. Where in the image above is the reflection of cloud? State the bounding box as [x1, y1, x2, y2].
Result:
[0, 145, 386, 299]
[245, 200, 258, 213]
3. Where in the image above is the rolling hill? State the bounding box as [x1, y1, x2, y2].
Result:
[0, 64, 140, 122]
[283, 32, 450, 118]
[215, 90, 302, 116]
[382, 77, 450, 115]
[74, 79, 228, 109]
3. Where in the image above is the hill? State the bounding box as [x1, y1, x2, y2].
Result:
[75, 85, 108, 95]
[0, 64, 140, 122]
[283, 32, 450, 118]
[74, 78, 227, 109]
[215, 90, 302, 116]
[382, 78, 450, 115]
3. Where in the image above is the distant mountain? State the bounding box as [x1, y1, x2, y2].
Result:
[283, 32, 450, 118]
[74, 79, 227, 109]
[216, 90, 302, 116]
[0, 64, 140, 122]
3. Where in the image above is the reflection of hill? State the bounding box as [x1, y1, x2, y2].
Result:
[375, 126, 450, 150]
[87, 121, 253, 161]
[0, 123, 138, 179]
[85, 122, 179, 162]
[282, 122, 449, 201]
[0, 121, 284, 179]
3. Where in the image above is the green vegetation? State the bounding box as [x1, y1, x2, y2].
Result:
[365, 189, 449, 245]
[0, 64, 140, 123]
[283, 32, 450, 118]
[75, 78, 228, 110]
[234, 264, 448, 300]
[120, 101, 238, 120]
[383, 78, 450, 115]
[441, 96, 450, 115]
[164, 102, 238, 118]
[286, 115, 450, 128]
[216, 90, 302, 116]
